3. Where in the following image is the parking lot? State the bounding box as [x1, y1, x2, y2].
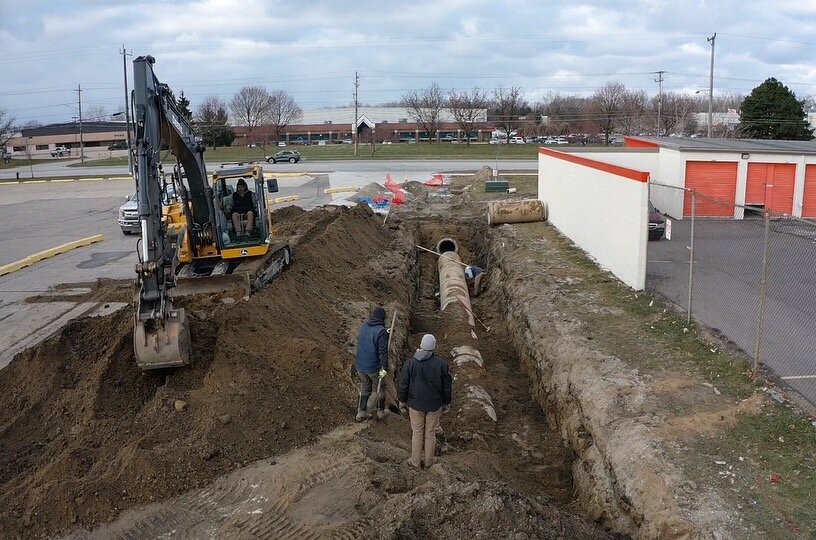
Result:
[647, 218, 816, 407]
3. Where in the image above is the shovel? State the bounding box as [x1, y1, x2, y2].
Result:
[377, 309, 398, 396]
[457, 297, 491, 332]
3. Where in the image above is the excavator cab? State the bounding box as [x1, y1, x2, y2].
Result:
[213, 164, 271, 249]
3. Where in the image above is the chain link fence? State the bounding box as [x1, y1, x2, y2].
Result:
[647, 181, 816, 409]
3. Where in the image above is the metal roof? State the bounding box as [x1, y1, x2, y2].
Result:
[20, 121, 128, 137]
[632, 136, 816, 155]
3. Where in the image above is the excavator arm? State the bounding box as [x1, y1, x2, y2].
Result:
[131, 55, 203, 370]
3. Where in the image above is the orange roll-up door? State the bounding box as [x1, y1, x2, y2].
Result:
[803, 165, 816, 218]
[683, 161, 738, 217]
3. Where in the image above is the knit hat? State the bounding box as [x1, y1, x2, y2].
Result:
[370, 306, 386, 323]
[420, 334, 436, 351]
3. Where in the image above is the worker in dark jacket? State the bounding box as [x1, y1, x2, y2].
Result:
[398, 333, 452, 469]
[355, 306, 390, 421]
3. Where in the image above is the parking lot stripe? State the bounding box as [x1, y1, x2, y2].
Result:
[51, 178, 75, 183]
[781, 375, 816, 380]
[78, 177, 104, 182]
[0, 234, 104, 277]
[272, 195, 300, 204]
[324, 186, 358, 194]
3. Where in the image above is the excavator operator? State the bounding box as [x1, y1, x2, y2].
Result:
[230, 179, 256, 239]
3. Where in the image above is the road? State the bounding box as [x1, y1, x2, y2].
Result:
[0, 160, 530, 368]
[647, 218, 816, 407]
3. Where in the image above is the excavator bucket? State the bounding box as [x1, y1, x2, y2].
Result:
[134, 308, 191, 370]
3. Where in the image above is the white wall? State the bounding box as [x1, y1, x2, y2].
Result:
[565, 150, 660, 178]
[538, 150, 649, 290]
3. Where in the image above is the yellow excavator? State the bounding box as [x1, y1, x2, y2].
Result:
[131, 55, 291, 370]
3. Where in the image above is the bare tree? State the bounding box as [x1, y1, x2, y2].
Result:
[591, 82, 626, 144]
[196, 96, 234, 149]
[448, 88, 488, 146]
[267, 90, 302, 145]
[230, 86, 273, 144]
[651, 92, 698, 136]
[618, 89, 648, 136]
[0, 107, 16, 151]
[538, 93, 588, 135]
[402, 82, 445, 142]
[85, 104, 108, 121]
[491, 86, 528, 139]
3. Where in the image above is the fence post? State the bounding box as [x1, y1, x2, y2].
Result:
[686, 189, 696, 325]
[753, 210, 771, 379]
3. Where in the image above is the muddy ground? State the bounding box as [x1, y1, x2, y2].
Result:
[0, 199, 614, 539]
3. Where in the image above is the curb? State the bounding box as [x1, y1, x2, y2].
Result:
[0, 234, 105, 277]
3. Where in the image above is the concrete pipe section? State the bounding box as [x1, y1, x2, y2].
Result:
[434, 238, 496, 428]
[435, 238, 474, 327]
[487, 199, 547, 226]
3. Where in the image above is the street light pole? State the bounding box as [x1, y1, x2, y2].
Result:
[707, 33, 716, 138]
[76, 84, 84, 163]
[121, 45, 133, 174]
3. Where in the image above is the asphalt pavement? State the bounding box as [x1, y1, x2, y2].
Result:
[647, 218, 816, 407]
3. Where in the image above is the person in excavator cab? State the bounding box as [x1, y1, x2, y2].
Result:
[230, 178, 256, 239]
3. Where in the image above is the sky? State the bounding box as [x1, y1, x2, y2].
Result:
[2, 0, 816, 125]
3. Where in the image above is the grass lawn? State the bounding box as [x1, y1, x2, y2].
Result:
[0, 158, 51, 171]
[71, 142, 605, 167]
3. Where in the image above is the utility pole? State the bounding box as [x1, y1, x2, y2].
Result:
[654, 71, 665, 136]
[121, 45, 133, 174]
[707, 33, 716, 138]
[353, 71, 359, 157]
[76, 84, 84, 163]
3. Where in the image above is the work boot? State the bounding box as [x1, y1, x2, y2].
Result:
[376, 409, 388, 420]
[355, 410, 371, 422]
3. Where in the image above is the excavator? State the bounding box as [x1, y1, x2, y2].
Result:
[131, 55, 291, 371]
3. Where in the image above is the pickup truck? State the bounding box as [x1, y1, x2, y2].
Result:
[50, 146, 70, 157]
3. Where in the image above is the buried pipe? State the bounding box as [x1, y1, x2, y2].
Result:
[487, 199, 547, 226]
[435, 243, 475, 328]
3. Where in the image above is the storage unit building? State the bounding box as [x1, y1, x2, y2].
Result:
[624, 137, 816, 219]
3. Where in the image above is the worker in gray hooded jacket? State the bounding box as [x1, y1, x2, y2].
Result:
[355, 306, 390, 421]
[398, 333, 452, 469]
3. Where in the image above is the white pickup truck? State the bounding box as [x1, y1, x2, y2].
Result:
[50, 146, 70, 157]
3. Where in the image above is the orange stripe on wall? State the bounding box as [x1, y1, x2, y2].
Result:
[623, 136, 659, 148]
[539, 147, 650, 182]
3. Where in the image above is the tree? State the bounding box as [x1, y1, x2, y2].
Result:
[651, 91, 698, 136]
[0, 107, 16, 150]
[85, 104, 108, 121]
[618, 89, 648, 136]
[230, 86, 273, 143]
[267, 90, 302, 144]
[738, 78, 813, 140]
[538, 93, 590, 135]
[402, 82, 445, 142]
[196, 96, 234, 149]
[448, 88, 488, 146]
[590, 82, 626, 144]
[491, 86, 528, 139]
[176, 91, 193, 121]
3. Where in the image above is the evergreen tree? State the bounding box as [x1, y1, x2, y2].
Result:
[176, 91, 193, 121]
[738, 78, 813, 140]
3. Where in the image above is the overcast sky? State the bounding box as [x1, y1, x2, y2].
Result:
[2, 0, 816, 125]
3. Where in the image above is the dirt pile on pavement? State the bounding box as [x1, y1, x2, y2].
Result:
[0, 204, 414, 539]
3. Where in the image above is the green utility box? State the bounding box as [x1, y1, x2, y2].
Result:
[484, 180, 509, 192]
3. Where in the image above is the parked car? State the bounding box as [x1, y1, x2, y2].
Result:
[50, 146, 70, 157]
[107, 141, 128, 150]
[509, 136, 526, 144]
[648, 201, 666, 241]
[265, 150, 301, 164]
[118, 185, 179, 234]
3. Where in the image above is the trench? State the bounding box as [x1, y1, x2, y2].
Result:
[399, 220, 580, 509]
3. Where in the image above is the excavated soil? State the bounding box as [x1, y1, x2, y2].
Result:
[0, 199, 614, 539]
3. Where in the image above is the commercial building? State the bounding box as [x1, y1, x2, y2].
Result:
[5, 121, 128, 159]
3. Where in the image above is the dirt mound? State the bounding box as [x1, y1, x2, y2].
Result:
[68, 424, 611, 540]
[0, 204, 414, 539]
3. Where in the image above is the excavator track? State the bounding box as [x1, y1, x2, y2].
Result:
[170, 241, 292, 298]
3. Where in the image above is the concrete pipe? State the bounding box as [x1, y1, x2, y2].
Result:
[487, 199, 547, 226]
[436, 237, 459, 254]
[437, 248, 474, 327]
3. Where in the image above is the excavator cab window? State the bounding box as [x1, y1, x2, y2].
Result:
[218, 175, 260, 245]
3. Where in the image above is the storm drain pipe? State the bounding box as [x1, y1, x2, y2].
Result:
[435, 238, 474, 327]
[433, 238, 496, 429]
